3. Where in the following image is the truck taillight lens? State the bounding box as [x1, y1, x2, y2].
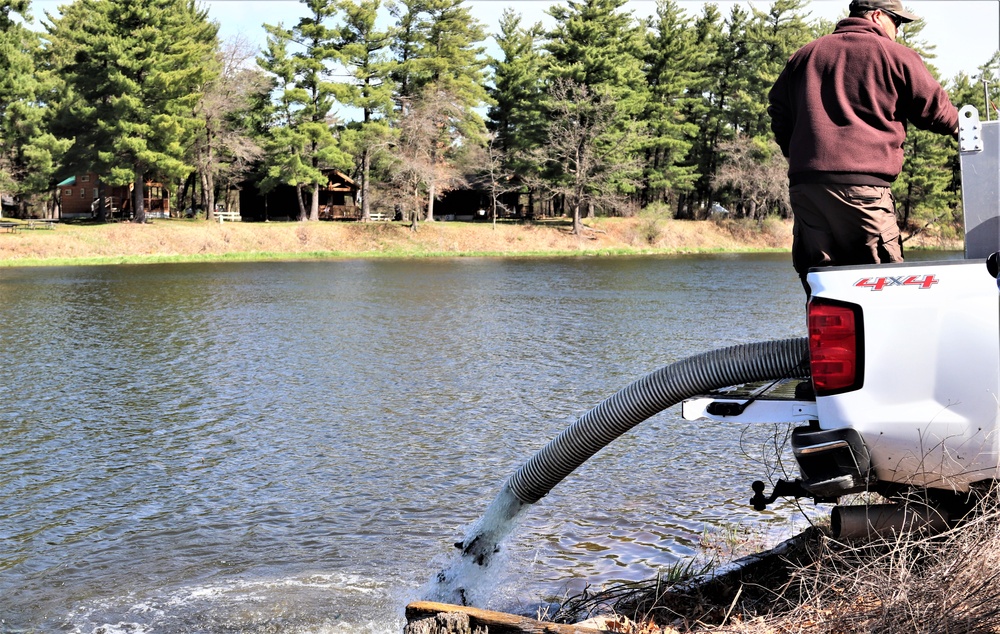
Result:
[808, 299, 864, 395]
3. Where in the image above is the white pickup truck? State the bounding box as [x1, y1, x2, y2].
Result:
[682, 105, 1000, 537]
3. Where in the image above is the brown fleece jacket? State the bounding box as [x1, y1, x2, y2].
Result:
[768, 18, 958, 186]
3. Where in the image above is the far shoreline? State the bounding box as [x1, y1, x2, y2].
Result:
[0, 216, 960, 268]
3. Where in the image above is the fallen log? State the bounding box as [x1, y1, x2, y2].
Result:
[404, 601, 608, 634]
[406, 529, 824, 633]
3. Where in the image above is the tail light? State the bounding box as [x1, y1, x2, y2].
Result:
[808, 298, 864, 395]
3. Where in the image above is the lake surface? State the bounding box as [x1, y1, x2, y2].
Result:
[0, 253, 954, 633]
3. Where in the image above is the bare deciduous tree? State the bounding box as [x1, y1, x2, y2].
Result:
[528, 79, 641, 235]
[390, 83, 468, 230]
[713, 135, 790, 220]
[192, 35, 267, 221]
[465, 133, 520, 229]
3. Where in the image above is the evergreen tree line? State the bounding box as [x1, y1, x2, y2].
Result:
[0, 0, 996, 233]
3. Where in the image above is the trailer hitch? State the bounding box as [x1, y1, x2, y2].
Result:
[750, 479, 822, 511]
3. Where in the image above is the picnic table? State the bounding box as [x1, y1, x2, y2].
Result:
[0, 222, 18, 233]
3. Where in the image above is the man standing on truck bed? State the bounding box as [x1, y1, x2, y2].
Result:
[768, 0, 959, 295]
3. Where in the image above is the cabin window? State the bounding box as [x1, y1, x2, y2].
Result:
[81, 174, 90, 183]
[63, 189, 72, 197]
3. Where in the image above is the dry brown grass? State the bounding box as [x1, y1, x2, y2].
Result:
[745, 494, 1000, 634]
[555, 491, 1000, 634]
[0, 217, 797, 265]
[0, 216, 961, 266]
[550, 528, 823, 633]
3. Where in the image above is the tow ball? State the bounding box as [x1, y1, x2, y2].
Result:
[750, 479, 828, 511]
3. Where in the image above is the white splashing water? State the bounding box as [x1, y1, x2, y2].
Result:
[64, 573, 398, 634]
[421, 484, 531, 607]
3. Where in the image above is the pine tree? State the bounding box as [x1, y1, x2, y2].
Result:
[892, 19, 960, 240]
[543, 0, 648, 229]
[0, 0, 70, 216]
[713, 0, 811, 218]
[710, 6, 752, 143]
[388, 0, 489, 221]
[545, 0, 647, 115]
[742, 0, 812, 140]
[488, 10, 545, 168]
[677, 2, 723, 218]
[259, 0, 352, 221]
[46, 0, 219, 223]
[641, 0, 700, 207]
[336, 0, 395, 221]
[485, 10, 546, 219]
[388, 0, 427, 102]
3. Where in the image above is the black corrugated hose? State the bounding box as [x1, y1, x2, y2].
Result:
[507, 337, 810, 504]
[456, 338, 810, 566]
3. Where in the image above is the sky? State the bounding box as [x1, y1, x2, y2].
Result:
[192, 0, 1000, 82]
[28, 0, 1000, 92]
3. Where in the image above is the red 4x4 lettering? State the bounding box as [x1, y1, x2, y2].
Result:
[854, 275, 938, 291]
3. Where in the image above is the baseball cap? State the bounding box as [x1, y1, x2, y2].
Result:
[848, 0, 919, 23]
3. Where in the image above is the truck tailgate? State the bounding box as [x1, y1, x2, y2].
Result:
[808, 259, 1000, 490]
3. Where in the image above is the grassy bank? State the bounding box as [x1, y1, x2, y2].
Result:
[0, 216, 962, 267]
[0, 216, 799, 267]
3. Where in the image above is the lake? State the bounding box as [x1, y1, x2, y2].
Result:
[0, 253, 920, 632]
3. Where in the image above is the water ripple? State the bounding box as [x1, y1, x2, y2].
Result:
[0, 255, 818, 631]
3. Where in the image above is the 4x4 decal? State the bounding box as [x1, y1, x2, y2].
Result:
[854, 275, 939, 291]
